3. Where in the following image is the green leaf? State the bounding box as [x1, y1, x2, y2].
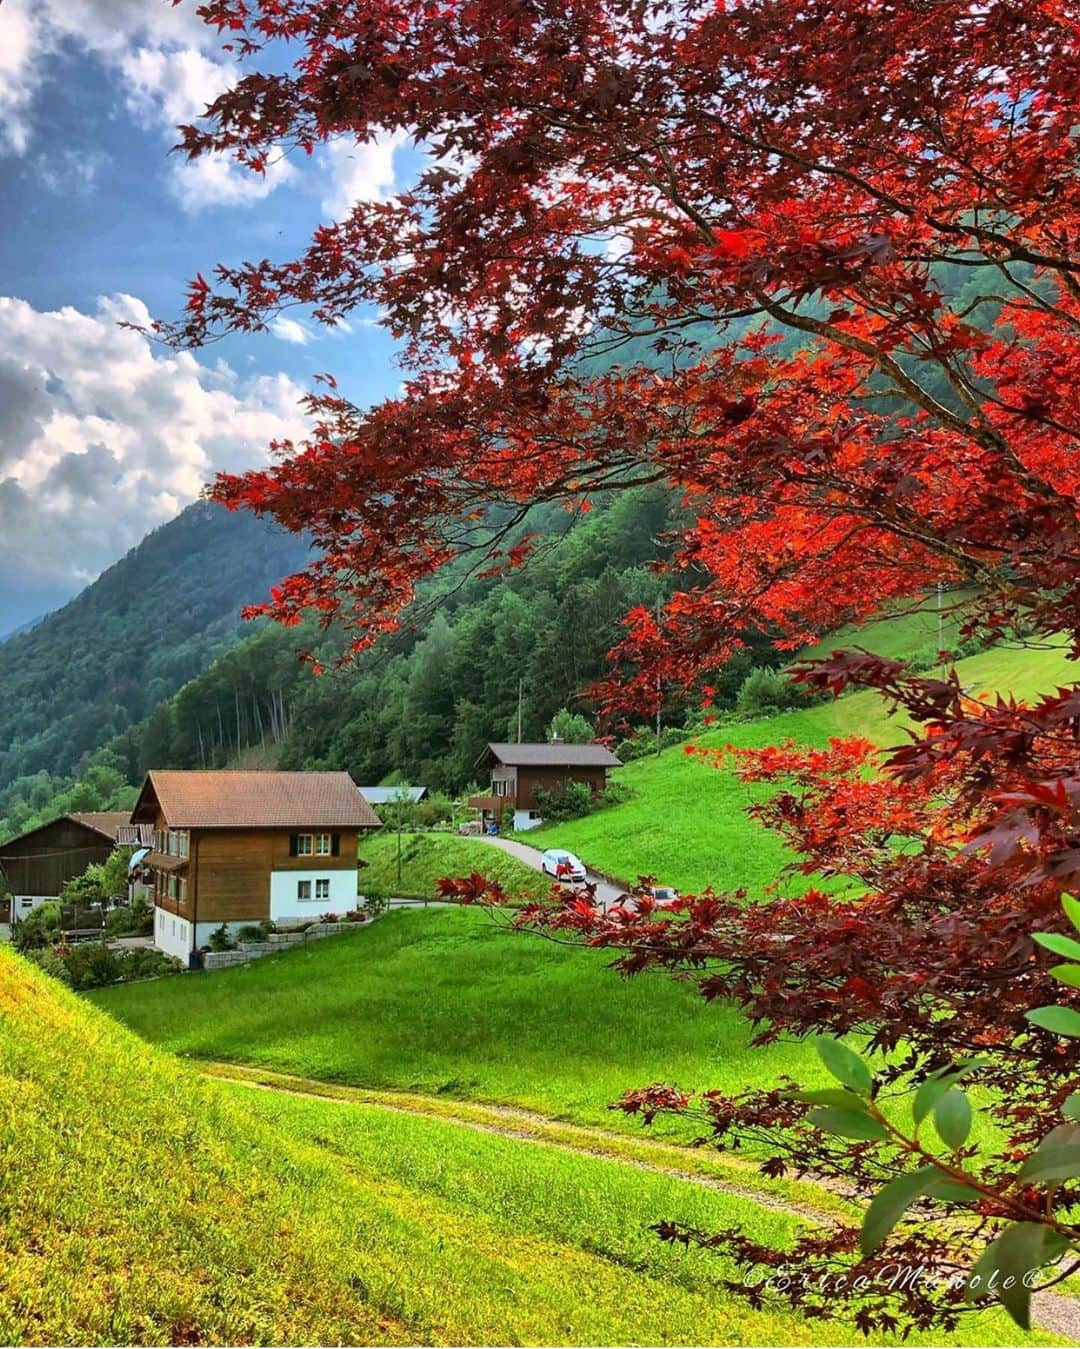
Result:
[912, 1060, 988, 1129]
[807, 1106, 889, 1141]
[785, 1087, 872, 1112]
[1026, 1005, 1080, 1037]
[1062, 894, 1080, 935]
[1049, 963, 1080, 990]
[813, 1036, 873, 1096]
[1018, 1145, 1080, 1184]
[1033, 931, 1080, 961]
[860, 1165, 939, 1255]
[934, 1089, 972, 1151]
[928, 1178, 979, 1203]
[967, 1222, 1050, 1329]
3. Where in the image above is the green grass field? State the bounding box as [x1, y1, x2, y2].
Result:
[91, 905, 825, 1134]
[360, 830, 548, 901]
[525, 637, 1079, 892]
[16, 941, 1049, 1346]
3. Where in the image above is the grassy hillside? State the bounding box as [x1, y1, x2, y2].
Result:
[8, 940, 894, 1347]
[526, 638, 1079, 893]
[92, 906, 828, 1132]
[360, 831, 549, 900]
[0, 944, 406, 1346]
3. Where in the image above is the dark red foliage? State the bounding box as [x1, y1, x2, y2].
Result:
[161, 0, 1080, 1331]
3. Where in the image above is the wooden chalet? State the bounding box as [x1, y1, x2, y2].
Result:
[130, 770, 381, 964]
[0, 812, 149, 926]
[469, 741, 622, 831]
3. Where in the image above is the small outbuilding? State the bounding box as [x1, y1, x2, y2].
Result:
[0, 812, 143, 925]
[469, 741, 622, 831]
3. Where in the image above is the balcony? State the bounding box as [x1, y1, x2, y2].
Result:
[467, 794, 515, 812]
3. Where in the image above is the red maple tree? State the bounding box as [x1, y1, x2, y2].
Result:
[161, 0, 1080, 1331]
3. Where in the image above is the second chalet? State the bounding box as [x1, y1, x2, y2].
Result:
[469, 740, 622, 831]
[132, 770, 381, 963]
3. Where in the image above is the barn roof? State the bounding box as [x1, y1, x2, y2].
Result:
[476, 742, 622, 770]
[131, 771, 382, 830]
[0, 811, 130, 853]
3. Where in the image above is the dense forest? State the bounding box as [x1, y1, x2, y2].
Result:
[0, 487, 782, 839]
[0, 503, 309, 832]
[0, 260, 1019, 843]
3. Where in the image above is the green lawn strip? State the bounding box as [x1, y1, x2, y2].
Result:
[223, 1081, 1063, 1348]
[526, 641, 1078, 895]
[90, 906, 831, 1141]
[360, 830, 550, 901]
[201, 1059, 854, 1222]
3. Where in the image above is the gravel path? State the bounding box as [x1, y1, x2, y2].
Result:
[474, 833, 628, 908]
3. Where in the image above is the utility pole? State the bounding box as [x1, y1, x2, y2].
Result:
[517, 677, 524, 743]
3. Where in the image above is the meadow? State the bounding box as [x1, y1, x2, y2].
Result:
[359, 830, 548, 901]
[91, 904, 825, 1134]
[5, 943, 1047, 1345]
[525, 634, 1080, 893]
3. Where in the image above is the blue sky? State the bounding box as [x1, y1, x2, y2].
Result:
[0, 0, 408, 632]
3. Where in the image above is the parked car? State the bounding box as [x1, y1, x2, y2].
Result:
[647, 884, 679, 903]
[541, 849, 587, 883]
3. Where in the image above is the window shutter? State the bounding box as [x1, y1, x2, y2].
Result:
[289, 834, 298, 857]
[331, 833, 340, 856]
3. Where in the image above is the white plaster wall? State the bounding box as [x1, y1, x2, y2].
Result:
[12, 895, 55, 920]
[269, 868, 357, 923]
[154, 907, 194, 962]
[513, 810, 543, 831]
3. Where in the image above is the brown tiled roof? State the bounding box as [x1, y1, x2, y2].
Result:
[132, 771, 382, 829]
[68, 811, 134, 840]
[477, 742, 622, 769]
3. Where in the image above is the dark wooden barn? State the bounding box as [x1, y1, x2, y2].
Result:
[0, 812, 131, 920]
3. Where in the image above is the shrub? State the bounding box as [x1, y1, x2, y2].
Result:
[105, 898, 153, 938]
[362, 895, 388, 918]
[735, 666, 805, 717]
[206, 923, 237, 953]
[532, 779, 593, 823]
[235, 923, 269, 943]
[62, 941, 123, 992]
[24, 946, 73, 986]
[319, 912, 341, 924]
[13, 901, 62, 952]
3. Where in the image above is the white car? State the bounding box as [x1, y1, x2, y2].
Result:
[541, 849, 588, 883]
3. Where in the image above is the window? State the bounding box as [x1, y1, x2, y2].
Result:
[297, 880, 312, 901]
[315, 833, 332, 855]
[494, 779, 508, 797]
[315, 878, 330, 901]
[296, 834, 313, 856]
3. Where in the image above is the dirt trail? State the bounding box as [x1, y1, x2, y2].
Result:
[198, 1058, 1080, 1344]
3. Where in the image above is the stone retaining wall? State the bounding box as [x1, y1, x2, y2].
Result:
[201, 921, 359, 971]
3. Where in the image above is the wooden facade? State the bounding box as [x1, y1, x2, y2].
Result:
[147, 822, 362, 926]
[131, 771, 381, 956]
[469, 743, 622, 826]
[0, 814, 125, 899]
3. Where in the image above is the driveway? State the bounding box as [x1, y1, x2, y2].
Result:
[475, 835, 628, 908]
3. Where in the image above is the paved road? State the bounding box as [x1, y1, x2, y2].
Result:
[475, 834, 627, 908]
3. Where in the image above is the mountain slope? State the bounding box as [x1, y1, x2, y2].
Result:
[0, 501, 309, 795]
[524, 636, 1079, 893]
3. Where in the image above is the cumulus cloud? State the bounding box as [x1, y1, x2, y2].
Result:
[319, 132, 408, 220]
[269, 317, 315, 346]
[0, 0, 290, 208]
[0, 292, 309, 613]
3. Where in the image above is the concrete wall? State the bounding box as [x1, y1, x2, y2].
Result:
[201, 921, 358, 970]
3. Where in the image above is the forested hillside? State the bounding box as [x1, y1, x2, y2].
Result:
[0, 503, 308, 820]
[95, 486, 782, 795]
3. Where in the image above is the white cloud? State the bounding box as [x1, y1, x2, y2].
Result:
[35, 147, 109, 196]
[319, 132, 407, 220]
[0, 292, 309, 604]
[269, 317, 314, 346]
[0, 0, 292, 209]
